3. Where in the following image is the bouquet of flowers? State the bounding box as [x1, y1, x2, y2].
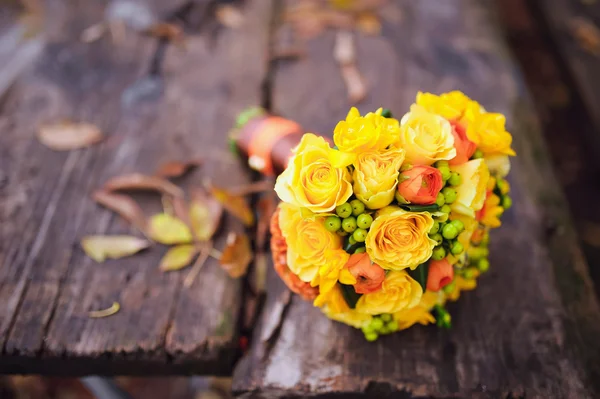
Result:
[242, 91, 515, 341]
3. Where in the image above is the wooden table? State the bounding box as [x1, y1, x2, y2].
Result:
[2, 0, 600, 397]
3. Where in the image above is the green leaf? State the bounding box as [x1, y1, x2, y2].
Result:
[407, 262, 429, 291]
[339, 283, 362, 309]
[399, 203, 440, 212]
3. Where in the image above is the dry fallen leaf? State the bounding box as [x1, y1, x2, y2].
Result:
[210, 186, 255, 227]
[81, 235, 150, 263]
[92, 190, 148, 233]
[219, 232, 253, 278]
[89, 302, 120, 318]
[104, 173, 184, 198]
[216, 5, 245, 29]
[190, 189, 223, 241]
[148, 213, 193, 245]
[37, 121, 103, 151]
[155, 159, 202, 179]
[159, 244, 199, 271]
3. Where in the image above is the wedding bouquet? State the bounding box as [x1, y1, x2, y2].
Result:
[240, 91, 515, 340]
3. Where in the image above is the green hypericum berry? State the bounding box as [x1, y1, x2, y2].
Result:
[379, 325, 391, 335]
[442, 280, 456, 294]
[381, 108, 393, 118]
[353, 228, 368, 243]
[354, 246, 366, 254]
[463, 268, 476, 279]
[387, 320, 399, 332]
[448, 172, 462, 186]
[451, 241, 464, 255]
[336, 203, 353, 218]
[357, 213, 373, 229]
[430, 233, 443, 245]
[441, 187, 457, 204]
[381, 314, 392, 322]
[350, 199, 366, 216]
[478, 258, 490, 273]
[432, 245, 446, 260]
[342, 217, 357, 233]
[502, 195, 512, 209]
[435, 160, 449, 168]
[435, 192, 445, 207]
[371, 318, 384, 331]
[429, 221, 440, 235]
[440, 204, 452, 214]
[450, 219, 465, 233]
[496, 179, 507, 193]
[365, 332, 378, 342]
[472, 149, 484, 159]
[442, 223, 459, 240]
[439, 166, 451, 181]
[324, 216, 342, 232]
[482, 232, 490, 245]
[440, 312, 451, 328]
[362, 324, 375, 334]
[348, 235, 357, 245]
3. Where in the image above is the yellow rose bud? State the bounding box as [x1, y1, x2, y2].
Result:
[393, 291, 441, 330]
[275, 133, 353, 213]
[399, 104, 456, 165]
[278, 203, 343, 282]
[450, 159, 490, 218]
[355, 271, 423, 315]
[366, 206, 436, 270]
[485, 154, 511, 178]
[314, 285, 372, 329]
[465, 112, 516, 157]
[333, 107, 400, 163]
[353, 147, 405, 209]
[312, 249, 355, 294]
[416, 91, 478, 121]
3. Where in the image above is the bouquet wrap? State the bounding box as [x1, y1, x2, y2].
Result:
[233, 91, 515, 340]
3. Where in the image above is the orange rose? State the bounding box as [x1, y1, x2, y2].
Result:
[397, 166, 443, 205]
[344, 253, 385, 294]
[426, 259, 454, 291]
[449, 122, 476, 165]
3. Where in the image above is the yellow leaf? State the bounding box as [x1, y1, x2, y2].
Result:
[37, 121, 103, 151]
[219, 232, 253, 278]
[210, 186, 255, 226]
[89, 302, 120, 318]
[190, 189, 223, 241]
[148, 213, 193, 245]
[159, 245, 199, 271]
[81, 235, 150, 263]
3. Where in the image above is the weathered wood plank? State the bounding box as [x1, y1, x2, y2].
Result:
[0, 0, 273, 375]
[532, 0, 600, 165]
[233, 0, 600, 397]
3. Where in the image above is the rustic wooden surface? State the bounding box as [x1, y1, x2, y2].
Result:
[0, 0, 272, 375]
[232, 0, 600, 397]
[532, 0, 600, 165]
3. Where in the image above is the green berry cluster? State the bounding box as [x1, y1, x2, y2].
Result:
[429, 219, 466, 261]
[465, 229, 491, 276]
[361, 313, 398, 341]
[433, 305, 452, 329]
[324, 199, 373, 253]
[495, 178, 512, 210]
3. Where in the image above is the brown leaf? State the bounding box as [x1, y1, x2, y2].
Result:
[215, 5, 245, 29]
[183, 243, 212, 288]
[81, 235, 150, 263]
[155, 159, 202, 178]
[219, 232, 253, 278]
[148, 213, 193, 245]
[37, 121, 103, 151]
[103, 173, 184, 198]
[89, 302, 120, 318]
[227, 180, 274, 196]
[209, 185, 255, 226]
[190, 189, 223, 241]
[92, 190, 148, 233]
[159, 244, 199, 271]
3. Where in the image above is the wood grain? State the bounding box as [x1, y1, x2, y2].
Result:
[232, 0, 600, 397]
[0, 0, 273, 375]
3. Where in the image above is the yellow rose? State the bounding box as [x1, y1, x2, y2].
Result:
[417, 91, 485, 121]
[450, 159, 490, 218]
[485, 154, 511, 178]
[366, 206, 436, 271]
[399, 104, 456, 165]
[275, 133, 353, 213]
[393, 291, 441, 330]
[353, 147, 405, 209]
[314, 285, 372, 328]
[278, 203, 342, 282]
[311, 249, 355, 294]
[355, 271, 423, 315]
[333, 107, 400, 163]
[466, 112, 516, 157]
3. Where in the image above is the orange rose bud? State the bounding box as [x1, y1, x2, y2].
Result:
[345, 253, 385, 294]
[449, 123, 477, 165]
[397, 165, 443, 205]
[426, 259, 454, 292]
